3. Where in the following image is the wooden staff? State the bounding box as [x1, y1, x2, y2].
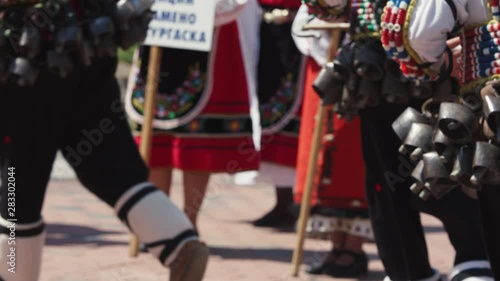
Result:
[290, 25, 345, 277]
[303, 22, 350, 31]
[129, 46, 162, 257]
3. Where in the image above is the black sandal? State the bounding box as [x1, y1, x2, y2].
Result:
[324, 249, 368, 278]
[306, 248, 342, 275]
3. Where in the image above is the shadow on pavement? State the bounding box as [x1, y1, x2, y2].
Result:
[45, 223, 127, 247]
[209, 246, 379, 262]
[209, 246, 385, 280]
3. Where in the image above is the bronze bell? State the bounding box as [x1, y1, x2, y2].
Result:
[19, 26, 41, 59]
[47, 50, 73, 78]
[353, 44, 385, 81]
[55, 26, 83, 54]
[401, 123, 434, 161]
[88, 17, 117, 57]
[313, 61, 344, 105]
[438, 102, 479, 144]
[433, 128, 457, 164]
[8, 58, 39, 86]
[422, 151, 457, 199]
[471, 141, 500, 186]
[410, 80, 434, 100]
[449, 144, 475, 187]
[382, 59, 410, 104]
[392, 107, 430, 142]
[483, 95, 500, 142]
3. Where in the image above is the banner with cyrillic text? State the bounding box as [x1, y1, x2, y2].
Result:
[144, 0, 216, 52]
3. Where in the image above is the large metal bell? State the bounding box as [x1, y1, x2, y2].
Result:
[114, 0, 155, 31]
[401, 123, 434, 161]
[335, 91, 357, 122]
[8, 58, 39, 87]
[483, 95, 500, 142]
[392, 107, 430, 143]
[461, 87, 482, 113]
[449, 144, 474, 187]
[433, 128, 457, 164]
[334, 44, 354, 80]
[89, 17, 117, 57]
[353, 44, 385, 81]
[19, 26, 41, 59]
[438, 102, 479, 144]
[422, 152, 457, 199]
[116, 17, 150, 50]
[313, 61, 344, 105]
[55, 26, 83, 54]
[471, 141, 500, 186]
[410, 160, 428, 199]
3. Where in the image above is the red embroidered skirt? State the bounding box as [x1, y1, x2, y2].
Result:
[127, 22, 260, 172]
[294, 58, 368, 213]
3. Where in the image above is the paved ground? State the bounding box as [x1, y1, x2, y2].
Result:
[43, 161, 456, 281]
[38, 63, 456, 280]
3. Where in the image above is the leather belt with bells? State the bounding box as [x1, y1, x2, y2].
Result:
[262, 8, 297, 25]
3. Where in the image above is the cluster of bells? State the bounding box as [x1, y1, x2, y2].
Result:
[0, 0, 154, 86]
[312, 39, 438, 121]
[313, 38, 500, 200]
[392, 81, 500, 200]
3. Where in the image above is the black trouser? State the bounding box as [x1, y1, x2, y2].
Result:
[360, 103, 489, 280]
[477, 187, 500, 280]
[0, 57, 149, 225]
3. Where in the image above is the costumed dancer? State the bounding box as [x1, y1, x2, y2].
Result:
[125, 0, 261, 230]
[381, 0, 500, 279]
[0, 1, 208, 280]
[303, 0, 494, 280]
[248, 0, 304, 228]
[290, 5, 372, 277]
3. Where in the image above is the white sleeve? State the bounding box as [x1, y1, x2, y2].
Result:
[214, 0, 248, 27]
[291, 4, 331, 66]
[407, 0, 469, 68]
